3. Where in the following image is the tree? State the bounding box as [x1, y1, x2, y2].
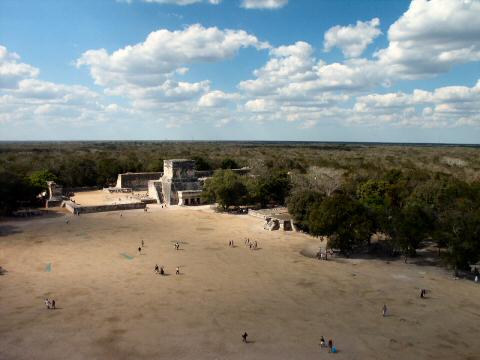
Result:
[249, 170, 291, 207]
[287, 190, 323, 231]
[28, 170, 58, 193]
[220, 158, 239, 169]
[0, 171, 38, 215]
[308, 194, 374, 255]
[202, 170, 247, 210]
[291, 166, 345, 197]
[192, 156, 212, 171]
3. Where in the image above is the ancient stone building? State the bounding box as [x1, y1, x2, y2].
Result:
[148, 159, 204, 206]
[115, 172, 163, 191]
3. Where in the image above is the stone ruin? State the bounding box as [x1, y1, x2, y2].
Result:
[45, 181, 66, 208]
[115, 172, 163, 191]
[148, 159, 204, 206]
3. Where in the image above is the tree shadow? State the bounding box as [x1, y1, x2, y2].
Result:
[0, 224, 22, 237]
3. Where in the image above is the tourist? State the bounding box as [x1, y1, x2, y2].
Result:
[475, 275, 478, 283]
[254, 241, 258, 249]
[141, 240, 144, 248]
[231, 240, 234, 247]
[176, 267, 180, 275]
[154, 264, 159, 273]
[51, 299, 56, 310]
[320, 336, 325, 348]
[160, 267, 165, 275]
[382, 304, 388, 317]
[420, 289, 426, 298]
[138, 247, 142, 254]
[44, 298, 50, 309]
[242, 332, 248, 343]
[175, 242, 179, 250]
[328, 339, 333, 353]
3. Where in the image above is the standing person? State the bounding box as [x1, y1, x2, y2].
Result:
[242, 332, 248, 343]
[141, 240, 144, 248]
[320, 336, 325, 348]
[51, 299, 56, 309]
[176, 266, 180, 275]
[382, 304, 388, 317]
[154, 264, 159, 273]
[138, 247, 142, 254]
[231, 240, 234, 247]
[160, 267, 165, 275]
[44, 298, 50, 309]
[328, 339, 333, 353]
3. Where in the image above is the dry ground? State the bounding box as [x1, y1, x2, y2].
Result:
[0, 206, 479, 360]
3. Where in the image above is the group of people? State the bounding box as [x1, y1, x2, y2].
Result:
[244, 238, 259, 250]
[154, 264, 180, 275]
[320, 336, 336, 353]
[44, 298, 56, 310]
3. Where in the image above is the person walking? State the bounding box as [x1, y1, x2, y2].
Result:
[176, 266, 180, 275]
[382, 304, 388, 317]
[138, 247, 142, 254]
[320, 336, 325, 348]
[44, 298, 50, 309]
[242, 332, 248, 343]
[51, 299, 56, 309]
[154, 264, 159, 273]
[328, 339, 333, 353]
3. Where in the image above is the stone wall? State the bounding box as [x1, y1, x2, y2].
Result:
[116, 172, 163, 190]
[63, 200, 146, 214]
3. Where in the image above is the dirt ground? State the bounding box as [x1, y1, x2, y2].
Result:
[0, 206, 479, 360]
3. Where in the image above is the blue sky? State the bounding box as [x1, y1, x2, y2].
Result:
[0, 0, 479, 143]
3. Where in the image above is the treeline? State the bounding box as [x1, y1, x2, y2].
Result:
[202, 168, 290, 210]
[288, 169, 480, 273]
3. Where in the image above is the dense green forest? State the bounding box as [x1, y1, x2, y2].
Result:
[1, 141, 479, 273]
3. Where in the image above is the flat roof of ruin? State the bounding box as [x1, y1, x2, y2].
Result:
[165, 159, 193, 162]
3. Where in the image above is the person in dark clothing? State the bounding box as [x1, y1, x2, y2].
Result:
[242, 332, 248, 343]
[328, 339, 333, 353]
[51, 299, 56, 309]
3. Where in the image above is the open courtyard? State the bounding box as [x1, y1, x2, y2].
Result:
[0, 206, 479, 360]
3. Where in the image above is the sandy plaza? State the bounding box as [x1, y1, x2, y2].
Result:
[1, 205, 479, 360]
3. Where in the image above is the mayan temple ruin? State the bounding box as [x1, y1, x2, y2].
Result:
[148, 159, 204, 206]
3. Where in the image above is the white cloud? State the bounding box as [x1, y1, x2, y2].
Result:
[375, 0, 480, 78]
[198, 90, 239, 107]
[324, 18, 382, 58]
[352, 80, 480, 127]
[0, 46, 39, 89]
[241, 0, 288, 9]
[77, 24, 268, 104]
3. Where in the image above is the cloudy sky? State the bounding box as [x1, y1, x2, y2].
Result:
[0, 0, 479, 142]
